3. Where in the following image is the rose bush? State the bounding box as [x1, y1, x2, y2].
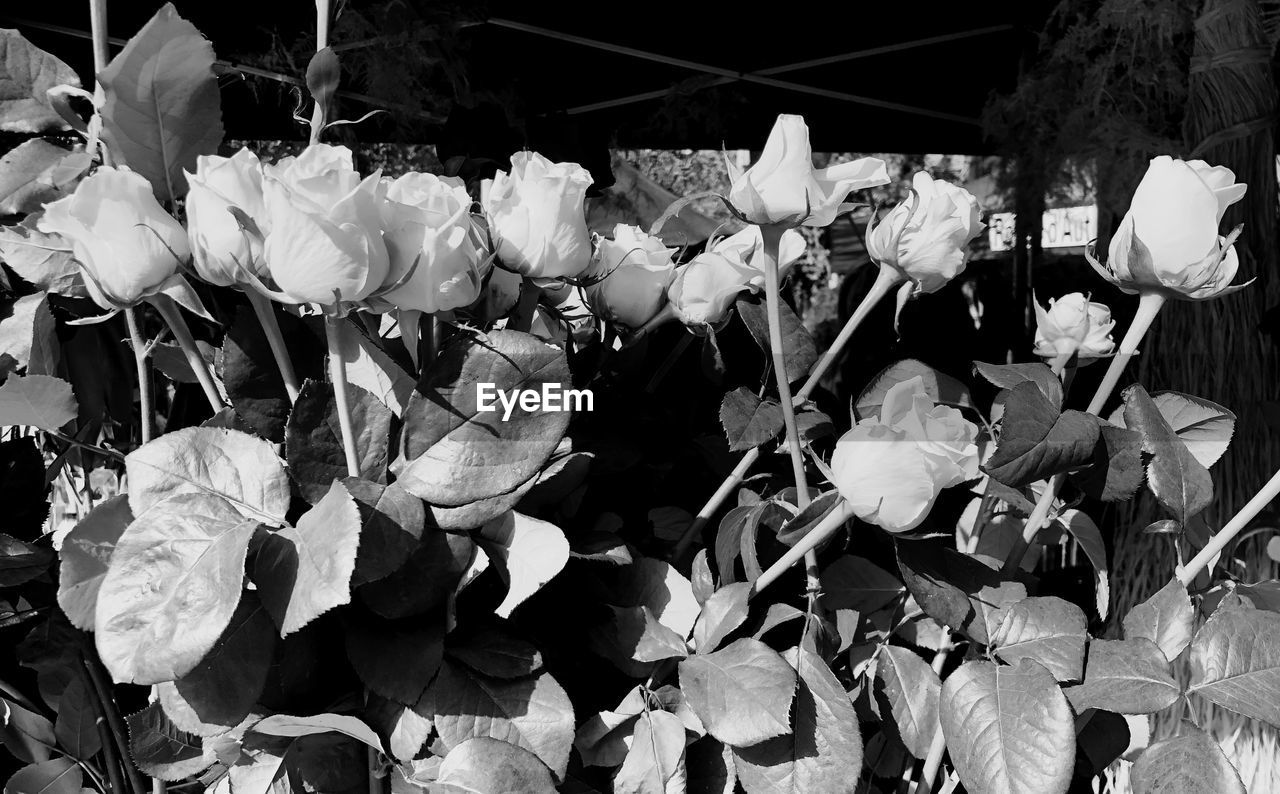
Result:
[0, 11, 1272, 794]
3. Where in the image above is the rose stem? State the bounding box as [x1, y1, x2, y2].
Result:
[749, 499, 858, 597]
[908, 634, 957, 793]
[645, 332, 694, 393]
[247, 291, 300, 403]
[1178, 467, 1280, 586]
[324, 316, 362, 477]
[84, 656, 147, 794]
[670, 265, 900, 563]
[1048, 350, 1073, 379]
[149, 296, 225, 412]
[123, 309, 152, 444]
[1002, 292, 1166, 575]
[508, 277, 541, 333]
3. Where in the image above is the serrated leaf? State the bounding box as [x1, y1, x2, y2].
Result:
[0, 139, 76, 214]
[345, 613, 443, 706]
[156, 591, 275, 737]
[1054, 508, 1110, 620]
[896, 540, 1025, 645]
[614, 710, 686, 794]
[1072, 424, 1143, 503]
[991, 596, 1087, 682]
[611, 557, 700, 640]
[0, 374, 75, 430]
[0, 215, 84, 297]
[127, 703, 214, 781]
[0, 696, 56, 763]
[974, 361, 1063, 407]
[357, 528, 474, 620]
[437, 737, 556, 794]
[718, 388, 784, 452]
[679, 638, 795, 747]
[776, 490, 842, 547]
[419, 660, 575, 780]
[692, 582, 750, 654]
[95, 493, 257, 684]
[335, 324, 415, 417]
[286, 379, 392, 503]
[448, 629, 543, 679]
[252, 713, 383, 751]
[1131, 723, 1246, 794]
[2, 758, 80, 794]
[820, 554, 904, 614]
[1122, 384, 1214, 523]
[255, 481, 361, 635]
[221, 305, 320, 445]
[731, 646, 862, 792]
[53, 673, 100, 760]
[575, 687, 646, 768]
[856, 358, 973, 420]
[1065, 638, 1181, 714]
[986, 382, 1099, 487]
[345, 478, 424, 586]
[126, 426, 290, 524]
[596, 604, 688, 667]
[939, 659, 1074, 794]
[0, 30, 81, 133]
[396, 330, 570, 505]
[735, 294, 817, 384]
[690, 550, 714, 606]
[1124, 578, 1194, 663]
[0, 533, 52, 587]
[98, 3, 223, 201]
[1188, 607, 1280, 727]
[477, 511, 569, 618]
[874, 645, 940, 758]
[57, 494, 131, 630]
[1110, 390, 1235, 469]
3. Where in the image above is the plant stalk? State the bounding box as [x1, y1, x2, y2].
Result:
[84, 657, 146, 794]
[749, 500, 858, 597]
[509, 278, 541, 333]
[148, 296, 225, 412]
[247, 291, 300, 403]
[123, 309, 152, 444]
[1178, 466, 1280, 586]
[325, 316, 362, 477]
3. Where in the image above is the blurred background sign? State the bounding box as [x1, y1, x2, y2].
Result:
[988, 205, 1097, 252]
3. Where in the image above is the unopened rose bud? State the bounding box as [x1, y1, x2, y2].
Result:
[482, 152, 593, 279]
[1033, 293, 1115, 360]
[866, 171, 982, 294]
[584, 224, 676, 329]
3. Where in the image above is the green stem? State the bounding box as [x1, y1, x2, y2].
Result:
[325, 316, 361, 477]
[509, 278, 541, 333]
[750, 500, 857, 597]
[123, 309, 152, 444]
[84, 657, 146, 794]
[908, 636, 955, 794]
[148, 296, 225, 412]
[247, 291, 300, 403]
[1178, 467, 1280, 586]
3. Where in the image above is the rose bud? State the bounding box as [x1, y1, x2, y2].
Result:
[38, 167, 189, 311]
[185, 148, 268, 288]
[584, 224, 676, 329]
[261, 144, 389, 306]
[379, 172, 484, 314]
[727, 114, 888, 227]
[866, 171, 983, 294]
[482, 151, 593, 279]
[665, 226, 806, 328]
[1033, 292, 1115, 361]
[1089, 156, 1249, 301]
[830, 376, 979, 532]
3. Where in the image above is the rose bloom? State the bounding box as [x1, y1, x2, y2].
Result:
[261, 144, 388, 306]
[866, 172, 982, 294]
[482, 151, 593, 279]
[584, 224, 676, 329]
[666, 226, 805, 327]
[830, 376, 979, 532]
[185, 148, 268, 288]
[728, 114, 888, 227]
[1091, 156, 1248, 301]
[1033, 293, 1115, 360]
[39, 167, 188, 311]
[379, 172, 485, 314]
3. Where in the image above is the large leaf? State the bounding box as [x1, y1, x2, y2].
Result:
[0, 374, 75, 430]
[1110, 390, 1235, 469]
[614, 710, 686, 794]
[447, 628, 543, 680]
[1188, 606, 1280, 726]
[1055, 508, 1111, 620]
[396, 329, 571, 505]
[345, 479, 424, 587]
[735, 293, 817, 384]
[692, 582, 750, 654]
[856, 358, 973, 420]
[437, 737, 556, 794]
[896, 540, 1025, 645]
[0, 139, 80, 215]
[939, 659, 1074, 794]
[679, 638, 795, 748]
[610, 557, 700, 641]
[1123, 578, 1194, 663]
[594, 605, 688, 670]
[57, 494, 131, 630]
[0, 533, 52, 588]
[0, 697, 56, 763]
[718, 388, 783, 452]
[126, 426, 291, 524]
[2, 758, 80, 794]
[345, 612, 443, 706]
[156, 591, 275, 737]
[990, 596, 1088, 683]
[98, 3, 223, 202]
[477, 511, 569, 619]
[285, 379, 392, 503]
[1064, 638, 1181, 714]
[873, 645, 940, 758]
[0, 292, 58, 378]
[254, 481, 361, 635]
[1072, 423, 1144, 503]
[1122, 384, 1213, 523]
[974, 361, 1063, 407]
[985, 382, 1099, 487]
[731, 647, 862, 793]
[127, 703, 214, 781]
[357, 527, 474, 620]
[53, 673, 100, 760]
[819, 554, 904, 614]
[0, 215, 84, 297]
[0, 29, 81, 133]
[336, 324, 415, 416]
[419, 660, 575, 780]
[221, 306, 320, 445]
[251, 713, 382, 751]
[1131, 723, 1246, 794]
[94, 493, 257, 684]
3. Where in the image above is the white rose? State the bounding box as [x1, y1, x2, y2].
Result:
[379, 172, 484, 314]
[261, 144, 389, 306]
[728, 114, 888, 227]
[1033, 293, 1115, 360]
[665, 226, 805, 327]
[481, 151, 593, 279]
[185, 148, 267, 287]
[866, 171, 982, 293]
[584, 224, 676, 328]
[38, 167, 188, 311]
[830, 376, 979, 532]
[1093, 156, 1248, 301]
